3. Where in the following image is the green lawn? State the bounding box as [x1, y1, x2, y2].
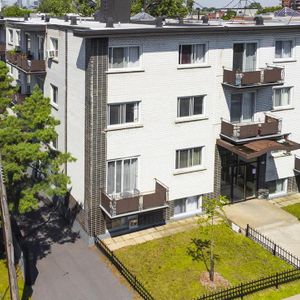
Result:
[283, 203, 300, 220]
[0, 259, 30, 300]
[115, 224, 292, 300]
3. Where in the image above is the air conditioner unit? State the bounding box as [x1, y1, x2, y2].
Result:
[47, 50, 55, 59]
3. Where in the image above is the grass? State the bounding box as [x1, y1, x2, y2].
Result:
[115, 224, 292, 300]
[283, 203, 300, 220]
[0, 259, 31, 300]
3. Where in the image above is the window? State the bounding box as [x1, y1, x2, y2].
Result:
[50, 38, 58, 58]
[273, 87, 291, 108]
[275, 41, 293, 59]
[8, 29, 13, 44]
[177, 96, 204, 118]
[25, 34, 31, 52]
[109, 46, 140, 69]
[51, 84, 58, 105]
[230, 92, 255, 123]
[52, 136, 58, 149]
[179, 44, 206, 65]
[269, 179, 287, 196]
[107, 158, 138, 195]
[176, 147, 203, 169]
[174, 196, 202, 215]
[233, 42, 257, 71]
[108, 102, 139, 125]
[38, 36, 45, 60]
[16, 31, 20, 46]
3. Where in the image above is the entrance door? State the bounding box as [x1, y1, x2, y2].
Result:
[233, 43, 257, 71]
[230, 92, 255, 124]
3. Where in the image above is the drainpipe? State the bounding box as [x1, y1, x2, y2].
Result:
[64, 29, 68, 175]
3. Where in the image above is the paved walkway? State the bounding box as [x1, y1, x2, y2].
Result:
[104, 216, 208, 251]
[18, 202, 133, 300]
[223, 195, 300, 257]
[269, 193, 300, 208]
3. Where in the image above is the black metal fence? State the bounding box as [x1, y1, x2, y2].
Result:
[246, 224, 300, 269]
[195, 268, 300, 300]
[94, 237, 154, 300]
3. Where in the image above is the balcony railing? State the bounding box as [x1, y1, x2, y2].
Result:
[223, 66, 284, 88]
[0, 42, 6, 57]
[294, 155, 300, 173]
[221, 114, 282, 142]
[6, 51, 46, 73]
[101, 179, 169, 218]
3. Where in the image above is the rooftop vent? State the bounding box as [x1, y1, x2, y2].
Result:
[70, 16, 77, 25]
[24, 14, 29, 21]
[254, 16, 264, 25]
[41, 15, 45, 20]
[156, 16, 163, 27]
[64, 15, 69, 22]
[178, 17, 183, 24]
[201, 15, 209, 24]
[94, 0, 130, 23]
[106, 17, 114, 28]
[45, 15, 50, 22]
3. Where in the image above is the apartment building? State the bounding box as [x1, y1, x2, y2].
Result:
[2, 2, 300, 241]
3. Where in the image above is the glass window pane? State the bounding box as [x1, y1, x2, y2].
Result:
[109, 105, 121, 125]
[180, 45, 192, 64]
[192, 147, 202, 166]
[274, 89, 281, 107]
[116, 161, 122, 193]
[174, 199, 186, 214]
[269, 180, 276, 194]
[275, 41, 282, 58]
[193, 44, 205, 63]
[112, 47, 125, 68]
[230, 94, 242, 123]
[193, 96, 203, 115]
[282, 88, 290, 106]
[107, 162, 115, 194]
[128, 46, 139, 68]
[179, 97, 190, 117]
[125, 103, 135, 123]
[282, 41, 292, 58]
[179, 150, 189, 168]
[245, 43, 257, 71]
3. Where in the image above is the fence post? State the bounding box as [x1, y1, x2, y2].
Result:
[273, 244, 277, 256]
[134, 275, 137, 288]
[240, 282, 244, 299]
[275, 272, 279, 289]
[246, 224, 249, 237]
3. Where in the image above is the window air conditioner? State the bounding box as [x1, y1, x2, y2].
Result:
[47, 50, 55, 59]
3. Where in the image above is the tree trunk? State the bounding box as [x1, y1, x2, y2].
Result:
[209, 255, 214, 281]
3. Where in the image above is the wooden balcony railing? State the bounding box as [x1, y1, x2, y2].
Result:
[0, 42, 6, 55]
[223, 67, 284, 88]
[294, 155, 300, 173]
[101, 179, 169, 218]
[221, 115, 282, 141]
[6, 51, 46, 73]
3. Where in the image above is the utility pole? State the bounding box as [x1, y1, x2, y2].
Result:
[0, 158, 20, 300]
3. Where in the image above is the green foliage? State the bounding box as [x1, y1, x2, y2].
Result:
[131, 0, 189, 17]
[74, 0, 97, 16]
[257, 6, 282, 14]
[0, 64, 75, 213]
[247, 2, 262, 9]
[38, 0, 74, 16]
[283, 203, 300, 220]
[0, 62, 15, 113]
[2, 5, 33, 17]
[186, 0, 194, 15]
[222, 9, 237, 20]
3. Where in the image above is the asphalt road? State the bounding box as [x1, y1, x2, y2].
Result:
[18, 203, 133, 300]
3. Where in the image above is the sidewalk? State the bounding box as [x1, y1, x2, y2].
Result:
[269, 193, 300, 208]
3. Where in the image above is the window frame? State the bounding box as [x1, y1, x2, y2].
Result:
[175, 146, 203, 170]
[177, 95, 205, 118]
[50, 37, 59, 59]
[273, 86, 292, 109]
[15, 30, 20, 46]
[173, 195, 202, 216]
[50, 84, 58, 106]
[107, 101, 140, 126]
[274, 39, 294, 60]
[268, 178, 287, 198]
[8, 29, 13, 44]
[108, 45, 141, 70]
[178, 43, 207, 65]
[106, 157, 139, 195]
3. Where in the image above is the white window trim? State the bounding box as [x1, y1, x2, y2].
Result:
[178, 42, 209, 67]
[268, 178, 288, 198]
[50, 84, 58, 108]
[8, 29, 13, 45]
[15, 30, 20, 46]
[50, 37, 59, 60]
[272, 86, 293, 110]
[273, 39, 295, 62]
[108, 45, 142, 71]
[177, 94, 206, 119]
[107, 101, 141, 127]
[106, 156, 139, 195]
[175, 146, 205, 171]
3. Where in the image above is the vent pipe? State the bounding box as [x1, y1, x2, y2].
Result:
[45, 15, 50, 22]
[64, 15, 69, 22]
[254, 16, 264, 25]
[70, 16, 77, 25]
[156, 16, 163, 27]
[201, 15, 209, 24]
[106, 17, 114, 28]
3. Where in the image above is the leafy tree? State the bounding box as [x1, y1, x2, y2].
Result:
[3, 5, 33, 17]
[0, 62, 75, 214]
[222, 9, 236, 20]
[131, 0, 189, 17]
[38, 0, 74, 16]
[186, 0, 194, 15]
[257, 6, 282, 14]
[247, 2, 262, 9]
[74, 0, 98, 16]
[187, 195, 229, 282]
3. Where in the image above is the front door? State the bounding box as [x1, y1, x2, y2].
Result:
[230, 92, 255, 124]
[233, 42, 257, 72]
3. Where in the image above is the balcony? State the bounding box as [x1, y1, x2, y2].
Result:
[101, 179, 169, 218]
[6, 51, 46, 74]
[223, 66, 284, 89]
[11, 93, 30, 105]
[294, 155, 300, 173]
[0, 42, 6, 58]
[220, 114, 282, 143]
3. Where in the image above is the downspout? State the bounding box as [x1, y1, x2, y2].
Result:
[64, 29, 68, 175]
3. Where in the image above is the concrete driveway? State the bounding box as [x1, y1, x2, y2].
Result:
[223, 199, 300, 257]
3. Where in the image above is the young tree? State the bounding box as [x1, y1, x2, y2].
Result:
[187, 195, 229, 282]
[2, 5, 32, 17]
[38, 0, 74, 16]
[0, 62, 75, 214]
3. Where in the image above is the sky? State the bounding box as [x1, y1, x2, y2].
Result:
[196, 0, 280, 8]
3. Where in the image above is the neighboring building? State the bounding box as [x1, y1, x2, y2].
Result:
[282, 0, 300, 11]
[1, 1, 300, 242]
